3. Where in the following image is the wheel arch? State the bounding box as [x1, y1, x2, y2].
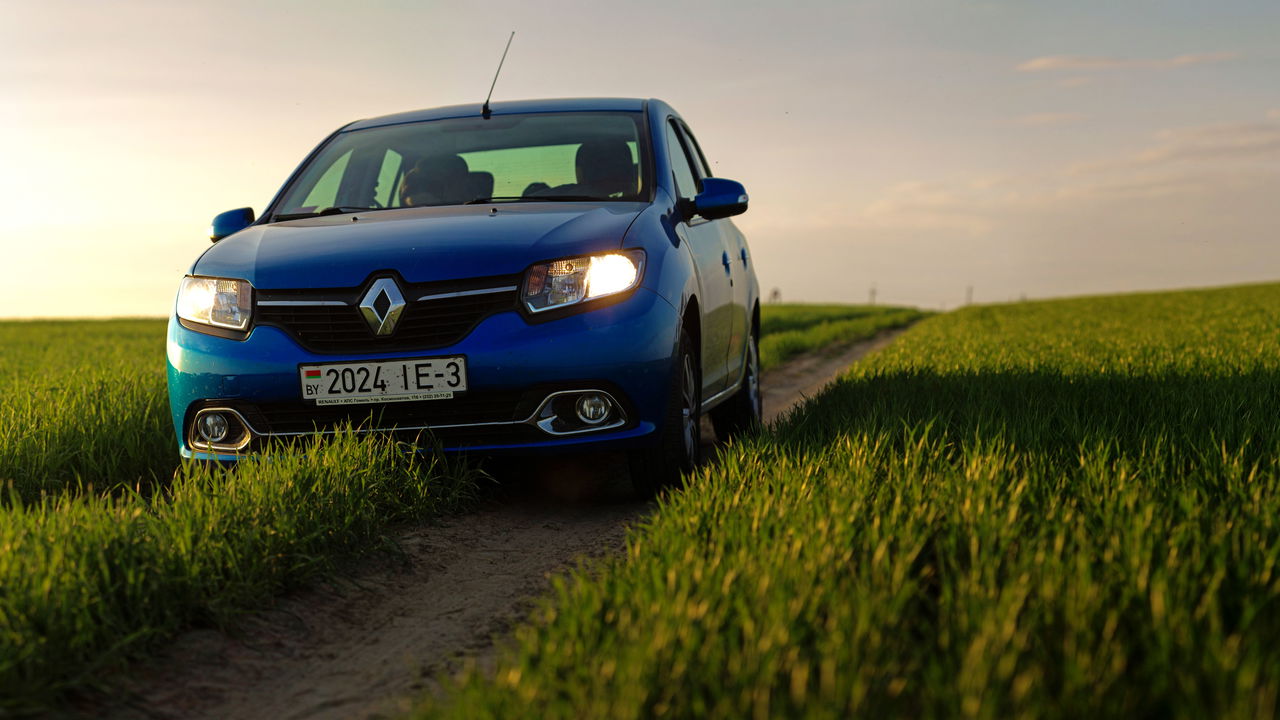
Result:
[682, 294, 702, 365]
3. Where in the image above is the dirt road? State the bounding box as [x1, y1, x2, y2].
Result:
[101, 329, 904, 720]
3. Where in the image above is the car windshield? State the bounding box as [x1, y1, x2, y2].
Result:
[273, 111, 651, 219]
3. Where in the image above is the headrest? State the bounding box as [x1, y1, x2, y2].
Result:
[575, 140, 636, 197]
[401, 154, 470, 205]
[467, 171, 494, 200]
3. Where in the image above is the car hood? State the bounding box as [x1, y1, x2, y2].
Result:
[193, 203, 644, 289]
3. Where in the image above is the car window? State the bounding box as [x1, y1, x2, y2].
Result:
[457, 142, 640, 201]
[666, 120, 700, 202]
[373, 149, 403, 208]
[274, 112, 650, 216]
[678, 122, 713, 179]
[299, 150, 352, 210]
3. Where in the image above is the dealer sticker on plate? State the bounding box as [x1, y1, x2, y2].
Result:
[299, 356, 467, 406]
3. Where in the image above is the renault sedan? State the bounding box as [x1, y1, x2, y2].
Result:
[167, 97, 759, 495]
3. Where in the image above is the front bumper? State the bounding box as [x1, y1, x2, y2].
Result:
[167, 288, 679, 461]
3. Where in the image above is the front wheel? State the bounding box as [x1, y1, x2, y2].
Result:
[711, 331, 762, 441]
[629, 328, 700, 498]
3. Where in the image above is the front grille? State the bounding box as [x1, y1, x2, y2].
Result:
[221, 389, 544, 449]
[244, 389, 539, 434]
[256, 275, 520, 353]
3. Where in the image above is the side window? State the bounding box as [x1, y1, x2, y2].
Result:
[678, 123, 713, 179]
[299, 150, 353, 210]
[666, 120, 699, 202]
[292, 148, 398, 211]
[374, 149, 403, 208]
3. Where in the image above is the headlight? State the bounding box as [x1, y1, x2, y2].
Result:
[523, 250, 645, 313]
[176, 276, 252, 331]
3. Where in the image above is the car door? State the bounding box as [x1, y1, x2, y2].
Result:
[666, 118, 732, 399]
[677, 120, 750, 389]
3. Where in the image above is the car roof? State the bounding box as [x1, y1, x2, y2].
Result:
[344, 98, 652, 131]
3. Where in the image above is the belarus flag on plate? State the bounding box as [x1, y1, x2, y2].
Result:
[304, 369, 321, 379]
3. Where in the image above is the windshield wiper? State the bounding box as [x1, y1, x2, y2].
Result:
[274, 206, 377, 222]
[465, 195, 609, 204]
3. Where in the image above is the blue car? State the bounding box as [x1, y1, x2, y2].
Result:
[167, 97, 759, 495]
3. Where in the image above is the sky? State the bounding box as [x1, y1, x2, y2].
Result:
[2, 0, 1277, 317]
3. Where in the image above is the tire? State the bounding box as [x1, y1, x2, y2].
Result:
[711, 330, 762, 441]
[629, 328, 700, 498]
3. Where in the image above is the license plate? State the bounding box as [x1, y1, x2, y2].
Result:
[299, 356, 467, 406]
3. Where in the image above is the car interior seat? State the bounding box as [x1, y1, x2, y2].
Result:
[522, 181, 551, 197]
[575, 140, 637, 198]
[467, 171, 494, 201]
[399, 155, 471, 206]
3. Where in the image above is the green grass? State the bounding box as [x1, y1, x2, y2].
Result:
[0, 320, 170, 500]
[759, 304, 925, 370]
[0, 318, 487, 711]
[0, 431, 483, 713]
[0, 303, 914, 712]
[0, 319, 491, 712]
[421, 282, 1280, 719]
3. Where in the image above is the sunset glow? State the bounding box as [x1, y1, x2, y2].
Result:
[3, 0, 1277, 316]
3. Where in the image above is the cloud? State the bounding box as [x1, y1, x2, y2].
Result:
[860, 181, 997, 236]
[1072, 117, 1280, 173]
[1141, 122, 1280, 163]
[760, 113, 1280, 308]
[1050, 176, 1214, 203]
[858, 115, 1280, 239]
[1012, 112, 1086, 127]
[1017, 52, 1238, 72]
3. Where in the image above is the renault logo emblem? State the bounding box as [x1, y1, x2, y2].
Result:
[359, 278, 406, 336]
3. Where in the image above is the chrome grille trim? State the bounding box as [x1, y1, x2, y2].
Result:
[416, 285, 519, 302]
[218, 388, 626, 442]
[257, 300, 351, 307]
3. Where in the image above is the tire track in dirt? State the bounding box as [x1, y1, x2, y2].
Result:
[96, 328, 906, 720]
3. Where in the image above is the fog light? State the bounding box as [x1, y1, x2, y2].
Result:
[575, 394, 611, 425]
[198, 412, 230, 443]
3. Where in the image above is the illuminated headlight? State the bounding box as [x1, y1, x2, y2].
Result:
[176, 276, 252, 331]
[523, 250, 645, 313]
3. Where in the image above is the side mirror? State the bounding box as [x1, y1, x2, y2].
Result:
[209, 207, 255, 242]
[693, 178, 748, 220]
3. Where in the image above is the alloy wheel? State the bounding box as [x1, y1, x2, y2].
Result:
[680, 352, 698, 464]
[746, 339, 760, 420]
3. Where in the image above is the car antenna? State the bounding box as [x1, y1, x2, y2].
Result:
[481, 31, 515, 120]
